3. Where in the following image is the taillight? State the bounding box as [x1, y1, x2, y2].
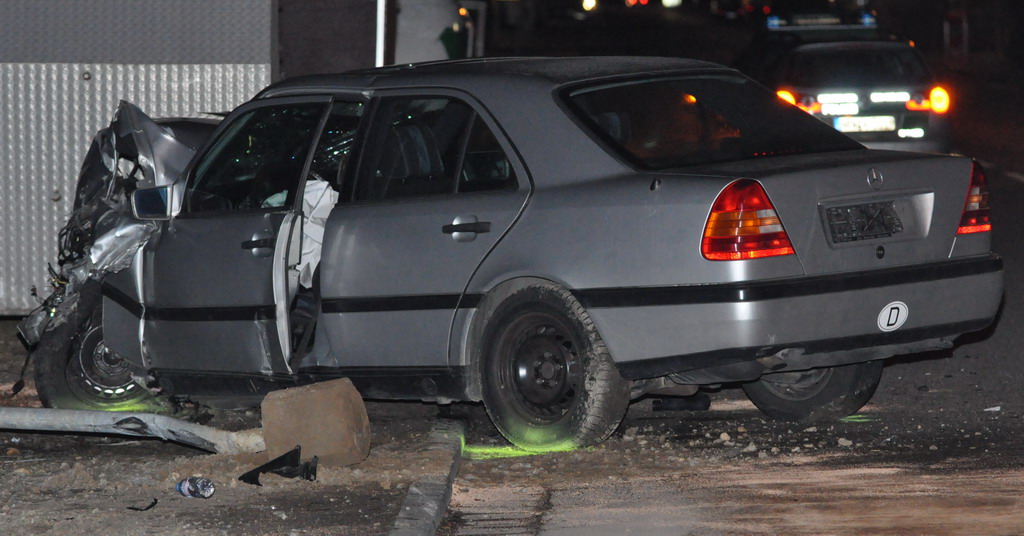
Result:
[929, 86, 951, 114]
[958, 162, 991, 235]
[702, 179, 796, 261]
[905, 86, 951, 114]
[777, 90, 821, 114]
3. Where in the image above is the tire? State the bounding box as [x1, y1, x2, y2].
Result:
[480, 284, 630, 451]
[34, 285, 161, 412]
[741, 361, 884, 422]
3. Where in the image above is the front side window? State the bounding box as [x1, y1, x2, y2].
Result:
[186, 103, 325, 213]
[566, 75, 862, 169]
[354, 96, 517, 202]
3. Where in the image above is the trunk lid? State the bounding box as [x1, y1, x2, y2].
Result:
[691, 149, 976, 276]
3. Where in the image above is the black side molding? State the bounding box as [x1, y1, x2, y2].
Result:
[575, 254, 1002, 309]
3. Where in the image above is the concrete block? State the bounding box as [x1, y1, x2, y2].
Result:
[261, 378, 370, 466]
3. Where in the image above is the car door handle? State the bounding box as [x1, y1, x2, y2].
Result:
[441, 222, 491, 234]
[241, 238, 276, 249]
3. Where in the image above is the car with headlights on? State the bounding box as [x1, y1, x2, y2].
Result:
[21, 57, 1000, 451]
[736, 26, 952, 153]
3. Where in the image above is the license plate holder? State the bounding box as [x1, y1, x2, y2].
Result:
[826, 201, 904, 243]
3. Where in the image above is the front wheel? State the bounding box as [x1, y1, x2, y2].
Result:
[480, 284, 630, 451]
[34, 289, 161, 411]
[741, 361, 884, 422]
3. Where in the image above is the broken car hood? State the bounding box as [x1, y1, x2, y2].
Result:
[18, 102, 218, 346]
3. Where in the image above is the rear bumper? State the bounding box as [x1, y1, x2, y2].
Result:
[576, 254, 1003, 380]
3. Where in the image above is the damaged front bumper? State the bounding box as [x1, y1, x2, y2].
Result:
[18, 102, 218, 348]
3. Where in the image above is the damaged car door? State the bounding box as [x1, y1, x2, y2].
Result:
[112, 97, 344, 399]
[309, 93, 528, 393]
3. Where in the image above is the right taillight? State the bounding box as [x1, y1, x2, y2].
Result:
[702, 179, 795, 261]
[958, 161, 991, 235]
[929, 86, 951, 114]
[906, 86, 951, 114]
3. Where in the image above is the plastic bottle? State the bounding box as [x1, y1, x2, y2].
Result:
[176, 476, 216, 499]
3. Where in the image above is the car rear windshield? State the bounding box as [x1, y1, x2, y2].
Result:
[565, 74, 861, 169]
[783, 45, 930, 86]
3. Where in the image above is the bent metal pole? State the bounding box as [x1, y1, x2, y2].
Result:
[0, 407, 264, 454]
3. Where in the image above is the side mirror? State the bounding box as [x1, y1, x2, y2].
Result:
[131, 186, 171, 220]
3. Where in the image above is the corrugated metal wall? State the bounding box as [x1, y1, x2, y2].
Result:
[0, 0, 275, 314]
[0, 63, 270, 314]
[0, 0, 275, 65]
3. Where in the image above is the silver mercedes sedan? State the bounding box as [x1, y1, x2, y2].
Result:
[23, 57, 1002, 450]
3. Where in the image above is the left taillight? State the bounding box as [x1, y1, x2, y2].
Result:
[957, 161, 991, 235]
[702, 179, 796, 261]
[777, 89, 821, 114]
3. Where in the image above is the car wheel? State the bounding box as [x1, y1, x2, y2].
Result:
[741, 361, 884, 422]
[34, 290, 160, 411]
[480, 284, 630, 451]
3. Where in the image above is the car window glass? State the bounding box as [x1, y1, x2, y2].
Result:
[458, 115, 517, 193]
[567, 75, 861, 169]
[355, 97, 476, 201]
[309, 101, 365, 189]
[784, 46, 929, 86]
[186, 103, 325, 213]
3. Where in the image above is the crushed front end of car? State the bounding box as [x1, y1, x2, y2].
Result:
[18, 102, 216, 348]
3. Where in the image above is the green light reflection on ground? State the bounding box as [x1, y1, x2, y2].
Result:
[461, 438, 582, 460]
[839, 414, 875, 423]
[462, 444, 547, 460]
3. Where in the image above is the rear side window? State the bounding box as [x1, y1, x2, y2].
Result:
[353, 96, 517, 202]
[566, 75, 861, 169]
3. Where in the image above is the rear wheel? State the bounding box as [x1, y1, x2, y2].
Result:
[480, 284, 630, 451]
[34, 287, 162, 411]
[741, 361, 884, 422]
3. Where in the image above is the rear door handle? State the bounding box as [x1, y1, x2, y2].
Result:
[442, 222, 491, 234]
[442, 216, 491, 242]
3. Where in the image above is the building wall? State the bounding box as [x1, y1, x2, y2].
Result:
[394, 0, 460, 64]
[277, 0, 382, 77]
[0, 0, 273, 314]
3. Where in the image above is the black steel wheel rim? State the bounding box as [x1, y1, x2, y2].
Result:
[497, 311, 583, 423]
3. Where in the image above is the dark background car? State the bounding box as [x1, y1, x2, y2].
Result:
[735, 25, 952, 153]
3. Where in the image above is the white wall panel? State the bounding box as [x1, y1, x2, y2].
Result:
[0, 63, 269, 314]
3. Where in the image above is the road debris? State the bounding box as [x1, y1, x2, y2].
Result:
[176, 477, 216, 498]
[260, 378, 370, 466]
[239, 445, 318, 486]
[127, 498, 158, 511]
[0, 407, 264, 453]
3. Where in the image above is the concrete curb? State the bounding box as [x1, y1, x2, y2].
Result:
[389, 419, 465, 536]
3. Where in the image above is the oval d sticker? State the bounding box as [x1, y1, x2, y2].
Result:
[877, 301, 909, 332]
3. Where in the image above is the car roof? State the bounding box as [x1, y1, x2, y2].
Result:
[257, 56, 730, 98]
[750, 24, 901, 45]
[789, 40, 916, 53]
